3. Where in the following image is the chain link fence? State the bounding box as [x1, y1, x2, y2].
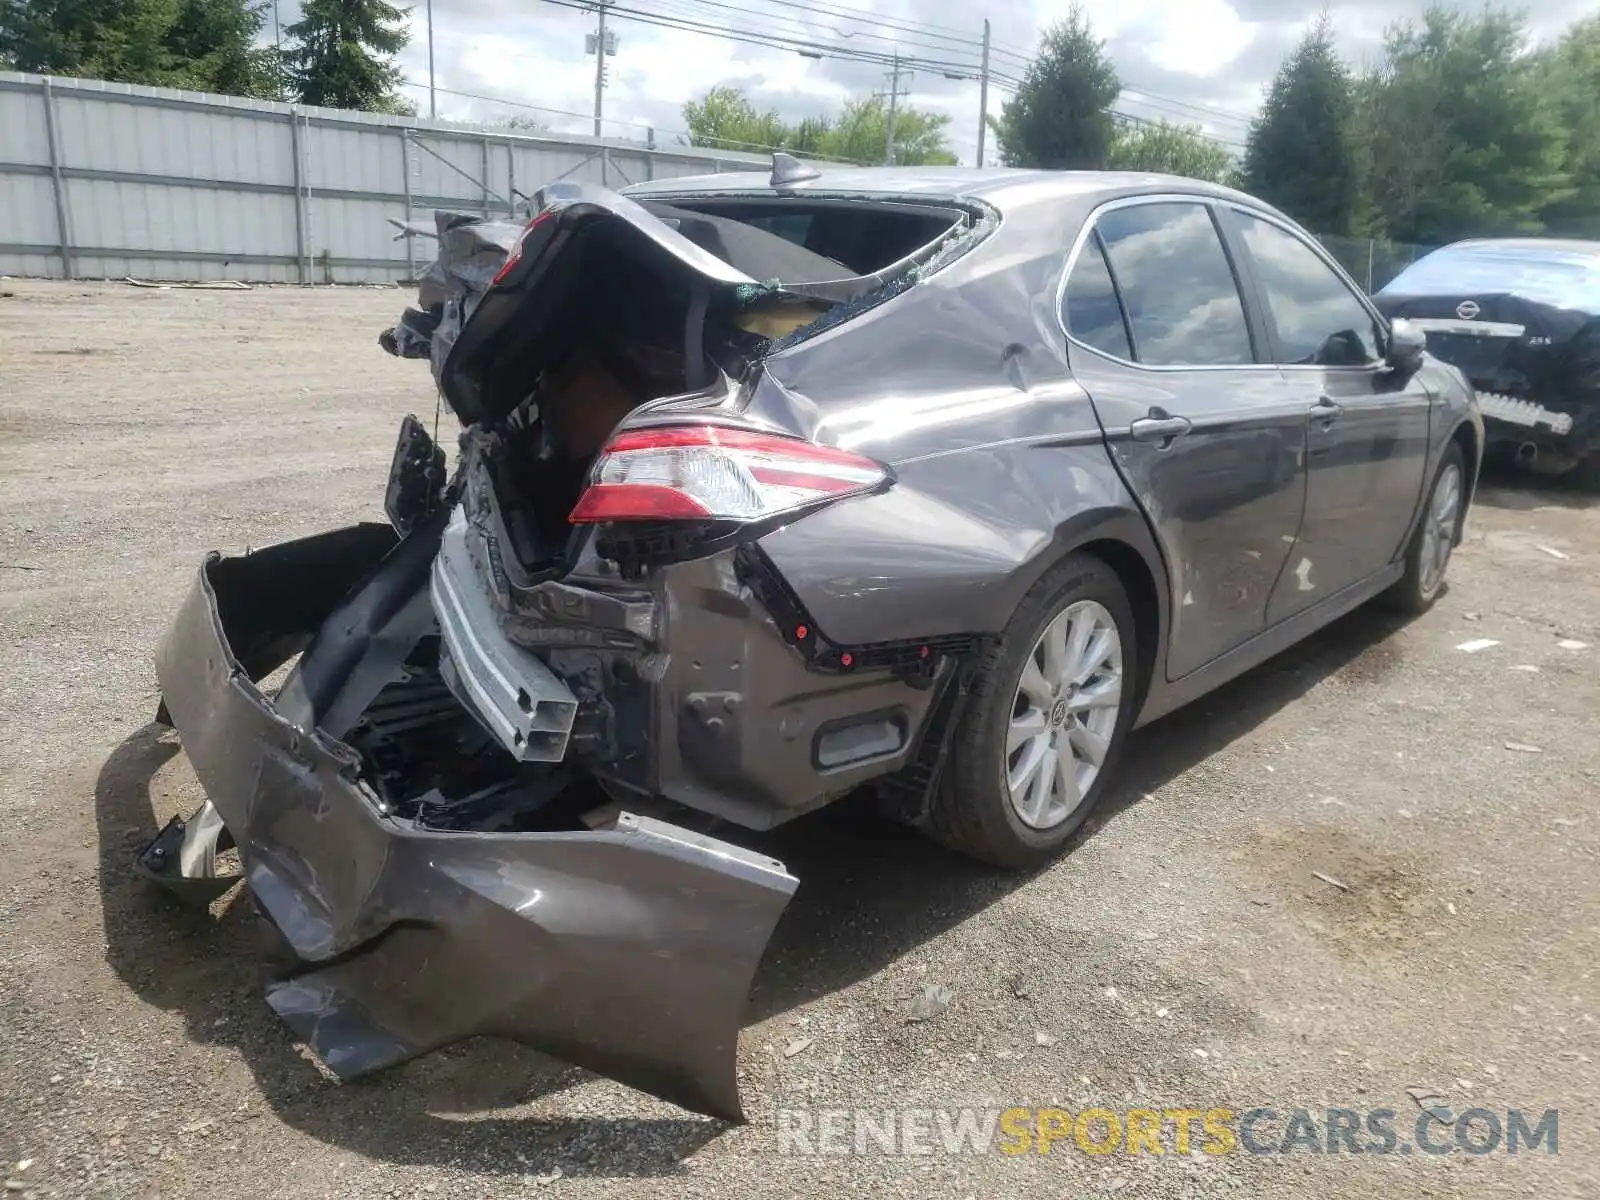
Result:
[1316, 234, 1441, 294]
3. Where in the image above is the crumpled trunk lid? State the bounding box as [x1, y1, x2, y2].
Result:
[381, 180, 985, 430]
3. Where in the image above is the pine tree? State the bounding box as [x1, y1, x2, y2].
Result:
[1541, 16, 1600, 236]
[1242, 15, 1361, 236]
[992, 5, 1121, 170]
[164, 0, 280, 96]
[1361, 6, 1569, 244]
[285, 0, 409, 113]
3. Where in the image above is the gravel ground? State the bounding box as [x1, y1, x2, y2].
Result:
[1, 279, 1596, 1199]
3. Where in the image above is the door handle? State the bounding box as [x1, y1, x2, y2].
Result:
[1129, 414, 1192, 445]
[1311, 395, 1344, 427]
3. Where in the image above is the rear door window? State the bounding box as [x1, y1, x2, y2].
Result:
[1062, 235, 1133, 360]
[1229, 211, 1382, 366]
[1095, 202, 1254, 367]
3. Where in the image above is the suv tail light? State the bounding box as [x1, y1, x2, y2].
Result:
[569, 426, 889, 524]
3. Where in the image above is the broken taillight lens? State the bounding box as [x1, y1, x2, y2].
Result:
[491, 210, 556, 286]
[569, 426, 889, 524]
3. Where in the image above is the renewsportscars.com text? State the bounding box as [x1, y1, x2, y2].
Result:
[775, 1105, 1559, 1158]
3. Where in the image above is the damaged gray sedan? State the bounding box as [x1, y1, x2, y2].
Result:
[141, 161, 1483, 1120]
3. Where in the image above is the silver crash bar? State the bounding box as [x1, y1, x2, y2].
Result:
[431, 508, 578, 762]
[1476, 391, 1575, 435]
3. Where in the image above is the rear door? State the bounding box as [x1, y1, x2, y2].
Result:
[1219, 208, 1432, 624]
[1061, 198, 1309, 680]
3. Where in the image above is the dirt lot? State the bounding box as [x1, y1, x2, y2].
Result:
[1, 279, 1596, 1199]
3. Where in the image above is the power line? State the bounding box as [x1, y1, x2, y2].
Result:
[724, 0, 1008, 47]
[664, 0, 990, 52]
[638, 0, 989, 62]
[423, 5, 1249, 163]
[536, 0, 988, 75]
[540, 0, 1259, 141]
[1120, 89, 1254, 129]
[399, 79, 882, 163]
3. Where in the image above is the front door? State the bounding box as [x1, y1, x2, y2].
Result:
[1218, 209, 1433, 624]
[1060, 199, 1309, 680]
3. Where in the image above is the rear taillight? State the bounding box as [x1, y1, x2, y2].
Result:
[569, 426, 888, 524]
[491, 210, 555, 285]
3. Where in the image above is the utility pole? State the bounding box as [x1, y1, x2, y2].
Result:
[587, 3, 617, 184]
[588, 1, 617, 139]
[426, 0, 436, 119]
[975, 19, 991, 168]
[880, 54, 911, 166]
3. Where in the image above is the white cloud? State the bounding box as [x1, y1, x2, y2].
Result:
[359, 0, 1591, 164]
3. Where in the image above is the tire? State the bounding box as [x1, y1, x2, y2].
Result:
[928, 552, 1140, 869]
[1384, 441, 1467, 616]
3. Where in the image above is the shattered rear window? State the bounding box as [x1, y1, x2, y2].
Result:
[637, 197, 969, 285]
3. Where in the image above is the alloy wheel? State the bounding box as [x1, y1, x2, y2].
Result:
[1419, 462, 1462, 598]
[1005, 600, 1124, 831]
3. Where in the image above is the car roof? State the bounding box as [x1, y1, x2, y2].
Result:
[1380, 236, 1600, 311]
[622, 166, 1259, 214]
[1442, 237, 1600, 259]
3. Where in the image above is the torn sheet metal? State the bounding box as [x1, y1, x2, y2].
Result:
[148, 525, 796, 1120]
[376, 210, 525, 378]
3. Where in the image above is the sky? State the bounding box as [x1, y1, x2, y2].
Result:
[267, 0, 1594, 165]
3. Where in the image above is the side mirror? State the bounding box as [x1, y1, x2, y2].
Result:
[1386, 317, 1426, 374]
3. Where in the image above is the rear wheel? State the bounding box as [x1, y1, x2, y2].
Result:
[928, 554, 1139, 869]
[1385, 442, 1466, 615]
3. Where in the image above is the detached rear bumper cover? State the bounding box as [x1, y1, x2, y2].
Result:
[152, 526, 797, 1120]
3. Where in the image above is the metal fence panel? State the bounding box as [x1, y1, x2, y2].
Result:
[4, 89, 52, 165]
[1317, 234, 1440, 294]
[1, 174, 60, 245]
[0, 70, 771, 283]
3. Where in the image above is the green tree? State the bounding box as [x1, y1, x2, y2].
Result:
[680, 87, 956, 165]
[1107, 119, 1233, 183]
[1241, 16, 1361, 235]
[0, 0, 281, 97]
[164, 0, 281, 96]
[0, 0, 172, 80]
[682, 85, 791, 153]
[818, 94, 957, 165]
[285, 0, 409, 113]
[1540, 16, 1600, 237]
[1361, 5, 1569, 244]
[991, 5, 1120, 169]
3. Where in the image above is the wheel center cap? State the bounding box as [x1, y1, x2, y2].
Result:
[1049, 698, 1070, 728]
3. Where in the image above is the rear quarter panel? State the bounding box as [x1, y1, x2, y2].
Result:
[747, 203, 1169, 666]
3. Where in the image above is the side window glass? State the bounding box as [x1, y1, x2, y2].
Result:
[1095, 202, 1254, 367]
[1062, 235, 1133, 360]
[1231, 212, 1382, 366]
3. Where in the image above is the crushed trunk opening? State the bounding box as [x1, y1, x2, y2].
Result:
[143, 522, 796, 1121]
[143, 179, 989, 1117]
